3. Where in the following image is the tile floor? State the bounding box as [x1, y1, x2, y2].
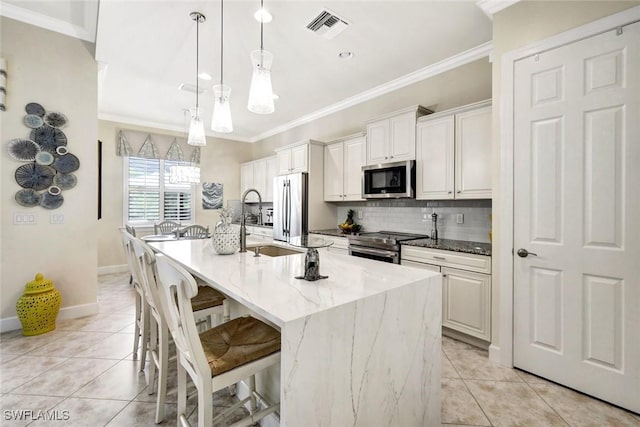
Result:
[1, 273, 638, 426]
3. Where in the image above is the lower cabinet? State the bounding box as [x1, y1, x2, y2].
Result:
[309, 233, 349, 256]
[401, 246, 491, 342]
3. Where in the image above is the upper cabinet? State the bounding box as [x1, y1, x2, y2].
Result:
[240, 155, 277, 203]
[416, 100, 492, 200]
[365, 106, 432, 165]
[324, 134, 365, 202]
[276, 142, 310, 175]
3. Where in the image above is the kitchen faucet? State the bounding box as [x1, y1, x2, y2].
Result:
[239, 188, 263, 253]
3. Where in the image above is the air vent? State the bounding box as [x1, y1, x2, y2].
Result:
[178, 83, 206, 94]
[306, 9, 349, 40]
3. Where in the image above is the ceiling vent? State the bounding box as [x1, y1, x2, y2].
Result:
[306, 9, 349, 40]
[178, 83, 206, 94]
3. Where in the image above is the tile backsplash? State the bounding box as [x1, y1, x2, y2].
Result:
[336, 199, 492, 243]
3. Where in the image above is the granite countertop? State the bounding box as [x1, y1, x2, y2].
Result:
[402, 238, 492, 256]
[309, 229, 351, 238]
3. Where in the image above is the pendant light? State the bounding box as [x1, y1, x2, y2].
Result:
[247, 0, 274, 114]
[187, 11, 207, 146]
[211, 0, 233, 133]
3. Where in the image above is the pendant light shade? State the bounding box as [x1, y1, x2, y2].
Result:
[247, 49, 274, 114]
[211, 0, 233, 133]
[248, 0, 274, 115]
[188, 11, 206, 146]
[211, 84, 233, 133]
[188, 107, 206, 146]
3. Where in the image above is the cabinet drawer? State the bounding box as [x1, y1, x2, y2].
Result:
[309, 234, 348, 251]
[401, 259, 441, 272]
[402, 246, 490, 274]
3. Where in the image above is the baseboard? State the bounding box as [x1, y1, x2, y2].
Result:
[489, 344, 502, 365]
[235, 379, 280, 427]
[0, 302, 99, 333]
[97, 264, 129, 275]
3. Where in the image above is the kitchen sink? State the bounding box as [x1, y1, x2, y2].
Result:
[246, 245, 302, 257]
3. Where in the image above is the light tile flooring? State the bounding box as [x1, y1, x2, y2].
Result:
[0, 273, 638, 426]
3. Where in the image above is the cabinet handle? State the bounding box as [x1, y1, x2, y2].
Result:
[384, 156, 388, 160]
[433, 256, 446, 260]
[442, 274, 447, 277]
[390, 156, 394, 159]
[456, 190, 461, 194]
[448, 191, 452, 194]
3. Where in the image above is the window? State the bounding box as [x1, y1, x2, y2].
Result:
[124, 157, 195, 226]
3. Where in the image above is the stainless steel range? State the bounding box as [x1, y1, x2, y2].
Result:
[348, 231, 428, 264]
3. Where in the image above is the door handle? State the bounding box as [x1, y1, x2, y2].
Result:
[517, 248, 538, 258]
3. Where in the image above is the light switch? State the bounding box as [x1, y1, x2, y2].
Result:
[50, 213, 65, 224]
[357, 210, 364, 220]
[14, 212, 37, 225]
[456, 213, 464, 224]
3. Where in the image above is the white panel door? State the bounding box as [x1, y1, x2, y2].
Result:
[252, 159, 266, 202]
[240, 162, 257, 202]
[416, 116, 454, 199]
[343, 136, 365, 201]
[324, 143, 344, 201]
[265, 156, 278, 202]
[513, 22, 640, 413]
[276, 149, 292, 175]
[454, 106, 492, 199]
[389, 111, 416, 162]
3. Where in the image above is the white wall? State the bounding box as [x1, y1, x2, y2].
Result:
[97, 120, 253, 270]
[490, 0, 640, 351]
[1, 17, 98, 330]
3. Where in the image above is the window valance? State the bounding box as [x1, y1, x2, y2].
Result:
[116, 130, 200, 164]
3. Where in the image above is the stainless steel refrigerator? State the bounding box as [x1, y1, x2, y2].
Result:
[273, 172, 308, 242]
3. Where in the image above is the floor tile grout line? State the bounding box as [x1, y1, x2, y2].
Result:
[459, 378, 494, 427]
[522, 379, 572, 426]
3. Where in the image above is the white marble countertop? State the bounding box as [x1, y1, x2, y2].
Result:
[150, 237, 438, 328]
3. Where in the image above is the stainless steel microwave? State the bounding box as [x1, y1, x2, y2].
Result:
[362, 160, 415, 199]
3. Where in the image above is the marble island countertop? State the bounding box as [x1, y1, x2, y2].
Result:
[402, 237, 492, 256]
[150, 237, 438, 327]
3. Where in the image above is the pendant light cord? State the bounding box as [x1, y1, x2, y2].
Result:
[260, 0, 264, 50]
[220, 0, 224, 86]
[195, 14, 200, 111]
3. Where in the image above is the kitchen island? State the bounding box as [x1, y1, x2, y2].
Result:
[150, 237, 441, 426]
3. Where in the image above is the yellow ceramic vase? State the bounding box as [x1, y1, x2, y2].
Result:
[16, 273, 62, 336]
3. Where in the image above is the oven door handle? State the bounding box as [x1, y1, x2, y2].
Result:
[350, 246, 399, 259]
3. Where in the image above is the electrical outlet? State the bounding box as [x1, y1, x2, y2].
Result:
[357, 210, 363, 220]
[456, 213, 464, 224]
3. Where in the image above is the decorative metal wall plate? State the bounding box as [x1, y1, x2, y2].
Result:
[8, 139, 40, 161]
[25, 102, 45, 117]
[23, 114, 44, 129]
[53, 173, 77, 190]
[30, 126, 67, 153]
[35, 151, 54, 165]
[15, 189, 42, 207]
[40, 192, 64, 209]
[44, 112, 68, 128]
[51, 152, 80, 173]
[15, 163, 56, 190]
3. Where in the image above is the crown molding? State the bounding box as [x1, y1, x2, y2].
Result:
[98, 112, 254, 144]
[476, 0, 520, 19]
[0, 1, 97, 42]
[252, 41, 492, 143]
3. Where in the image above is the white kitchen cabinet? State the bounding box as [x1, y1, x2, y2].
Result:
[416, 100, 492, 200]
[276, 142, 309, 175]
[308, 233, 348, 256]
[401, 245, 491, 341]
[365, 106, 431, 165]
[240, 155, 278, 203]
[324, 134, 365, 202]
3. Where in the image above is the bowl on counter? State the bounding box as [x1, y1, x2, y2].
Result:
[338, 223, 361, 234]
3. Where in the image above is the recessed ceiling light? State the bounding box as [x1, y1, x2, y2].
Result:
[198, 72, 212, 80]
[254, 8, 272, 23]
[338, 51, 354, 60]
[272, 93, 279, 100]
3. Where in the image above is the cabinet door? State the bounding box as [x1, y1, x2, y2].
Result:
[290, 144, 308, 173]
[389, 111, 416, 161]
[416, 116, 455, 199]
[366, 120, 389, 165]
[253, 159, 267, 202]
[442, 267, 491, 341]
[343, 136, 365, 201]
[264, 156, 278, 202]
[455, 106, 492, 199]
[324, 143, 344, 201]
[240, 163, 257, 202]
[276, 149, 292, 175]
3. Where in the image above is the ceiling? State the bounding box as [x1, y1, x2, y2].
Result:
[2, 1, 495, 142]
